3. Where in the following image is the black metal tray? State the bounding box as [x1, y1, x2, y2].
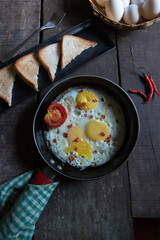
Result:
[0, 18, 115, 113]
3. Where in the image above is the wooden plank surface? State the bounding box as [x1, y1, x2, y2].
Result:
[0, 0, 41, 56]
[117, 24, 160, 218]
[35, 167, 133, 240]
[34, 0, 134, 239]
[0, 0, 41, 182]
[2, 0, 160, 238]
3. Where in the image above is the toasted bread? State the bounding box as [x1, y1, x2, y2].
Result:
[37, 42, 61, 82]
[14, 53, 40, 91]
[61, 35, 97, 69]
[0, 64, 16, 106]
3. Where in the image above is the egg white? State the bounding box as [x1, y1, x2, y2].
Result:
[45, 88, 126, 169]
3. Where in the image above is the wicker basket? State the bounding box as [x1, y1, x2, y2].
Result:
[89, 0, 160, 30]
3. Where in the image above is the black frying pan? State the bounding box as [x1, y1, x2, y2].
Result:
[33, 75, 140, 180]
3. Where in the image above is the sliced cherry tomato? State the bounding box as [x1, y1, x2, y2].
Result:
[44, 103, 67, 128]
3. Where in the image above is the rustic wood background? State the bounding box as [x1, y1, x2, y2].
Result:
[0, 0, 160, 239]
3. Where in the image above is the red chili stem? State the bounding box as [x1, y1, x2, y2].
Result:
[129, 89, 147, 99]
[130, 60, 146, 75]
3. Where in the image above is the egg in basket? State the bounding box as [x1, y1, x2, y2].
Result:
[89, 0, 160, 30]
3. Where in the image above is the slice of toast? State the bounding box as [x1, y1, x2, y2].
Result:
[0, 64, 16, 106]
[61, 35, 97, 69]
[37, 42, 61, 82]
[14, 53, 40, 91]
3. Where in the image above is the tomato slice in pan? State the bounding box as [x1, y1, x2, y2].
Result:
[44, 103, 67, 128]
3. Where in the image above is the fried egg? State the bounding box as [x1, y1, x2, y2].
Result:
[45, 88, 126, 169]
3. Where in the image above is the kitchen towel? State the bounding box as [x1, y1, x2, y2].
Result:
[0, 170, 59, 240]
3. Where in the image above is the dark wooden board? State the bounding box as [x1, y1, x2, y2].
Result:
[34, 0, 134, 239]
[4, 0, 160, 238]
[35, 166, 133, 240]
[117, 24, 160, 217]
[0, 0, 41, 182]
[0, 0, 41, 57]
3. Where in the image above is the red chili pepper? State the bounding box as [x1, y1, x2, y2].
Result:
[104, 135, 111, 143]
[93, 150, 97, 154]
[150, 76, 160, 96]
[130, 61, 154, 104]
[81, 102, 86, 106]
[84, 113, 87, 117]
[101, 115, 105, 119]
[100, 132, 105, 136]
[75, 105, 82, 110]
[74, 147, 78, 151]
[74, 137, 79, 142]
[53, 138, 57, 143]
[140, 66, 160, 97]
[129, 89, 147, 100]
[67, 124, 73, 129]
[142, 74, 154, 104]
[92, 99, 97, 102]
[89, 115, 93, 119]
[63, 133, 69, 138]
[105, 138, 110, 143]
[68, 156, 75, 161]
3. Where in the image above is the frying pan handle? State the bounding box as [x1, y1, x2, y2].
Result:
[31, 167, 58, 185]
[31, 169, 53, 185]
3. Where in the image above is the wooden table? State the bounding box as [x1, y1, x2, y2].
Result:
[0, 0, 160, 239]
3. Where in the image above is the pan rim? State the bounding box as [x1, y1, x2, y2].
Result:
[33, 75, 140, 180]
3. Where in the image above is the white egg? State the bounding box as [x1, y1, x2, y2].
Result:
[95, 0, 107, 7]
[123, 4, 140, 24]
[131, 0, 144, 6]
[105, 0, 124, 22]
[142, 0, 160, 20]
[122, 0, 130, 8]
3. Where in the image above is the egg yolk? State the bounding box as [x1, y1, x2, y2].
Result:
[65, 141, 92, 160]
[65, 125, 92, 160]
[76, 91, 98, 111]
[68, 126, 84, 144]
[85, 120, 109, 141]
